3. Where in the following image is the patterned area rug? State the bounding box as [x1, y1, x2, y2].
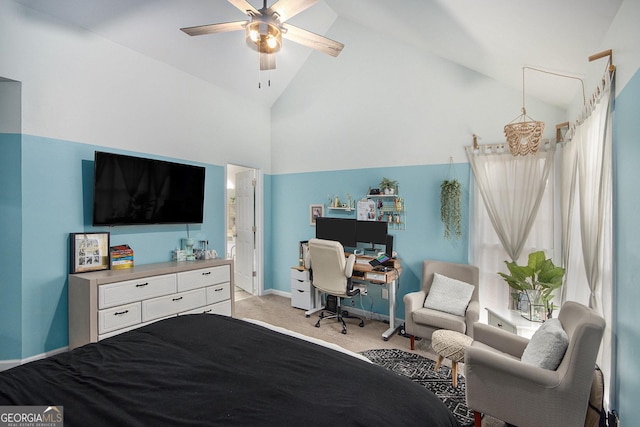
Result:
[361, 348, 474, 427]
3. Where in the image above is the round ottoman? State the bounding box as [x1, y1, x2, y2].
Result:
[431, 329, 473, 387]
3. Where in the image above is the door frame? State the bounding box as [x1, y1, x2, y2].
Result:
[226, 163, 264, 296]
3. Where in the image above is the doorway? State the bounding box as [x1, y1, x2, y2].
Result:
[226, 164, 262, 300]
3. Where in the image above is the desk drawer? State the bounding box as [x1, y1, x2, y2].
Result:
[291, 277, 311, 293]
[177, 265, 231, 292]
[99, 274, 176, 309]
[142, 289, 206, 322]
[290, 268, 309, 281]
[98, 302, 141, 334]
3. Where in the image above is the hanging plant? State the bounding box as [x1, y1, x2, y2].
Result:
[440, 178, 462, 240]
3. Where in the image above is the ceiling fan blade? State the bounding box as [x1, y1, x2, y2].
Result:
[181, 21, 248, 36]
[282, 23, 344, 57]
[228, 0, 262, 17]
[259, 52, 276, 71]
[268, 0, 318, 21]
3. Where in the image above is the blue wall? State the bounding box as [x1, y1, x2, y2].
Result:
[1, 134, 226, 359]
[0, 134, 22, 359]
[613, 68, 640, 422]
[268, 163, 470, 318]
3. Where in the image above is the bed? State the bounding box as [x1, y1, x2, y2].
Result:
[0, 314, 460, 426]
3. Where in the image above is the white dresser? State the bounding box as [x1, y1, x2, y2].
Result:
[69, 259, 234, 350]
[290, 266, 313, 310]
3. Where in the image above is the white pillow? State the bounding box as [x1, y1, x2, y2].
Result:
[423, 273, 475, 317]
[521, 318, 569, 370]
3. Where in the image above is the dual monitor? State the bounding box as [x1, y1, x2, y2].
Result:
[316, 217, 391, 253]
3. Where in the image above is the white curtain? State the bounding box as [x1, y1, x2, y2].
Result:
[467, 145, 557, 313]
[559, 70, 614, 408]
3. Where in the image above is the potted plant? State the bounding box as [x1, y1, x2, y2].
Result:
[498, 251, 565, 321]
[440, 179, 461, 240]
[379, 177, 398, 195]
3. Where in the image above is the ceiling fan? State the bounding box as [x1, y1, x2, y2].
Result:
[180, 0, 344, 71]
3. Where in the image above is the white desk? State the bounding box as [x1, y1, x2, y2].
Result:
[304, 257, 402, 341]
[485, 307, 543, 339]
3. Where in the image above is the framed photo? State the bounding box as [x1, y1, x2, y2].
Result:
[309, 204, 324, 226]
[70, 232, 110, 273]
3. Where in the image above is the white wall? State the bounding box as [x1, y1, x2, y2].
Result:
[0, 78, 21, 133]
[0, 0, 271, 171]
[271, 18, 567, 174]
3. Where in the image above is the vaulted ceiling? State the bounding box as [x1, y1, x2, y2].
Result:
[14, 0, 622, 109]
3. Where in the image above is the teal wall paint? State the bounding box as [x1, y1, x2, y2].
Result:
[0, 134, 22, 359]
[268, 164, 470, 318]
[2, 134, 226, 358]
[613, 68, 640, 423]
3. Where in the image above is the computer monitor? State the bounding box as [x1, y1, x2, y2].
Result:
[356, 220, 388, 252]
[315, 217, 357, 248]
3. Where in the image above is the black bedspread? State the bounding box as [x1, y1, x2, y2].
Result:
[0, 315, 460, 426]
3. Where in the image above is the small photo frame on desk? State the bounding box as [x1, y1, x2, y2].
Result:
[70, 232, 110, 273]
[310, 204, 324, 226]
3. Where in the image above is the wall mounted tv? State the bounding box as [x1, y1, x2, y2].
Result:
[92, 151, 206, 226]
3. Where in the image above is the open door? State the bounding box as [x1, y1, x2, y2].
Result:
[234, 168, 256, 294]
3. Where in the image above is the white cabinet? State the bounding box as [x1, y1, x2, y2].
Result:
[69, 259, 234, 350]
[485, 307, 542, 339]
[290, 267, 312, 310]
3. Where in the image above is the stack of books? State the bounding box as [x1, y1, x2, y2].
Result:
[111, 244, 134, 270]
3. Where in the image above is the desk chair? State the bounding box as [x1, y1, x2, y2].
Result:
[305, 238, 364, 334]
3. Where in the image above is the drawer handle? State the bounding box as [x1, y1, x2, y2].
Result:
[172, 297, 183, 302]
[136, 282, 149, 288]
[203, 309, 212, 313]
[297, 279, 304, 283]
[114, 310, 129, 316]
[202, 272, 211, 276]
[497, 323, 503, 328]
[214, 288, 223, 292]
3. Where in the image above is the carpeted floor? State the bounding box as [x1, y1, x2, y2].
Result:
[234, 294, 506, 427]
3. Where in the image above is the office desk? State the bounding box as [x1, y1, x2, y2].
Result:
[304, 256, 402, 341]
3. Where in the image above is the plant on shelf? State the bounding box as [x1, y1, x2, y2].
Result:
[379, 177, 398, 195]
[498, 251, 565, 321]
[440, 179, 461, 240]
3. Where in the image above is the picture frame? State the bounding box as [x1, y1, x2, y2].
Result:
[309, 204, 324, 226]
[70, 232, 110, 273]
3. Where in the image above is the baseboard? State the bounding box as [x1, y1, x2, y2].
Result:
[0, 347, 68, 372]
[263, 289, 290, 298]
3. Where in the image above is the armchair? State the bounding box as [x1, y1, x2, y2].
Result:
[403, 260, 479, 350]
[464, 301, 606, 427]
[305, 238, 364, 334]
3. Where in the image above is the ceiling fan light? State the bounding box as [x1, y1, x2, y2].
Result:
[246, 21, 282, 54]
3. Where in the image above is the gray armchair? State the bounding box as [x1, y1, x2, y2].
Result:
[403, 260, 479, 350]
[464, 301, 606, 427]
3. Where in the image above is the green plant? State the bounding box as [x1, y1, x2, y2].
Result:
[379, 177, 398, 192]
[440, 179, 461, 240]
[498, 251, 565, 312]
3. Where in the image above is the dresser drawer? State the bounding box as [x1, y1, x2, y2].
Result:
[206, 282, 231, 305]
[290, 268, 309, 282]
[142, 288, 206, 322]
[181, 300, 232, 316]
[99, 274, 177, 309]
[98, 302, 142, 334]
[98, 315, 172, 341]
[177, 265, 231, 292]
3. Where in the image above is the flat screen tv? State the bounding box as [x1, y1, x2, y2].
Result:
[92, 151, 205, 226]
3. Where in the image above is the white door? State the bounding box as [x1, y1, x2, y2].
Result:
[235, 169, 256, 294]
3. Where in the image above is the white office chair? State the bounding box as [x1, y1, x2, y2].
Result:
[305, 238, 364, 334]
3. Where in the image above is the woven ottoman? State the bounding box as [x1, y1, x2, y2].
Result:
[431, 329, 473, 387]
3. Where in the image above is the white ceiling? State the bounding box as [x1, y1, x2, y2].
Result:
[14, 0, 622, 109]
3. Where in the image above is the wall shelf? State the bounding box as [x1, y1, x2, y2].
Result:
[365, 194, 406, 230]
